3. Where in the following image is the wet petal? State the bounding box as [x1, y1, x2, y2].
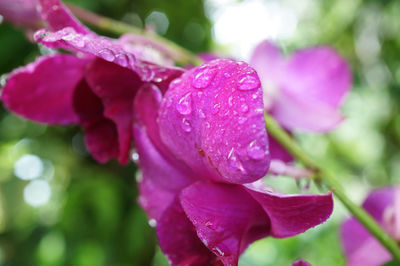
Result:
[180, 182, 269, 266]
[34, 28, 155, 81]
[133, 84, 196, 219]
[158, 59, 270, 184]
[157, 197, 219, 266]
[1, 54, 87, 124]
[38, 0, 92, 34]
[244, 181, 333, 238]
[85, 58, 143, 164]
[73, 79, 119, 163]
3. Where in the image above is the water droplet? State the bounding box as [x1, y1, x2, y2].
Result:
[98, 48, 115, 62]
[61, 33, 75, 41]
[212, 247, 225, 256]
[240, 104, 249, 113]
[0, 73, 8, 87]
[211, 103, 221, 115]
[176, 92, 192, 115]
[130, 149, 139, 163]
[237, 73, 260, 91]
[181, 118, 192, 132]
[115, 54, 129, 67]
[205, 122, 211, 129]
[148, 219, 157, 227]
[227, 148, 246, 173]
[228, 96, 233, 107]
[170, 78, 182, 89]
[238, 117, 247, 124]
[192, 66, 217, 89]
[247, 140, 265, 160]
[198, 109, 206, 119]
[153, 77, 163, 82]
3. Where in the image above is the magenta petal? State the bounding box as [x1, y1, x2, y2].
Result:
[0, 0, 41, 27]
[285, 47, 351, 108]
[341, 187, 395, 265]
[1, 54, 88, 125]
[244, 182, 333, 238]
[157, 198, 219, 266]
[85, 59, 143, 164]
[73, 79, 119, 163]
[271, 46, 351, 132]
[249, 40, 283, 97]
[34, 28, 155, 81]
[133, 84, 196, 219]
[270, 90, 344, 132]
[38, 0, 92, 34]
[158, 59, 270, 184]
[345, 236, 391, 266]
[269, 135, 293, 162]
[180, 182, 269, 266]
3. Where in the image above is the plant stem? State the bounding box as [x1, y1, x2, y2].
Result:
[264, 113, 400, 263]
[66, 4, 203, 66]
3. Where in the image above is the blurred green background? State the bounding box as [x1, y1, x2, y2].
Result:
[1, 0, 400, 265]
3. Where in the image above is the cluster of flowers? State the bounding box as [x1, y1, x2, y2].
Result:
[1, 0, 396, 265]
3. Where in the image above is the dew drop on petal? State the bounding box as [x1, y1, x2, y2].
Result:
[192, 66, 217, 89]
[227, 148, 246, 173]
[198, 109, 206, 119]
[176, 92, 192, 115]
[237, 73, 260, 91]
[181, 118, 192, 132]
[228, 96, 233, 107]
[98, 48, 116, 62]
[247, 140, 265, 160]
[212, 103, 221, 115]
[240, 103, 249, 113]
[115, 54, 130, 67]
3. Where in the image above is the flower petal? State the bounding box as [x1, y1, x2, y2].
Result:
[271, 46, 351, 132]
[85, 58, 143, 164]
[180, 181, 269, 266]
[345, 235, 391, 266]
[133, 84, 196, 220]
[38, 0, 92, 34]
[34, 28, 155, 81]
[73, 79, 119, 163]
[158, 59, 270, 184]
[270, 89, 344, 132]
[244, 181, 333, 238]
[269, 135, 293, 162]
[285, 47, 351, 108]
[0, 0, 41, 27]
[157, 197, 219, 266]
[1, 54, 87, 124]
[341, 187, 395, 261]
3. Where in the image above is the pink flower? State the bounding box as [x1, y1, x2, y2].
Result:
[1, 0, 182, 164]
[134, 59, 334, 265]
[341, 186, 400, 266]
[250, 40, 351, 162]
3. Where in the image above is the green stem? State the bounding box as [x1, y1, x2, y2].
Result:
[265, 113, 400, 263]
[67, 4, 203, 66]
